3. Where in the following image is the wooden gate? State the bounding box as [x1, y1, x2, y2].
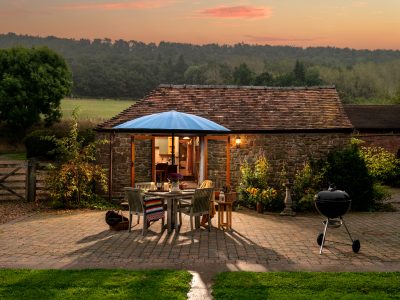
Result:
[0, 160, 48, 202]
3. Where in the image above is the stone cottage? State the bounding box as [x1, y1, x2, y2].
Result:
[344, 105, 400, 156]
[95, 84, 353, 199]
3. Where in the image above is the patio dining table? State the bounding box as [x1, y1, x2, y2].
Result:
[146, 189, 195, 233]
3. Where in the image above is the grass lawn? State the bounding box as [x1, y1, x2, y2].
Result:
[0, 98, 134, 159]
[61, 98, 135, 121]
[0, 152, 26, 160]
[212, 272, 400, 299]
[0, 269, 191, 300]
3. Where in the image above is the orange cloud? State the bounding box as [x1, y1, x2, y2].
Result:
[352, 1, 368, 8]
[199, 5, 272, 19]
[58, 0, 174, 11]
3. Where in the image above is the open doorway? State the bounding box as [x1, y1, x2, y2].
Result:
[154, 136, 200, 184]
[179, 137, 192, 177]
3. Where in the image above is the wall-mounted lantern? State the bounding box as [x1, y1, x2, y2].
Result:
[235, 136, 241, 148]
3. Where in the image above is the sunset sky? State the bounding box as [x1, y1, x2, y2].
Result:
[1, 0, 399, 49]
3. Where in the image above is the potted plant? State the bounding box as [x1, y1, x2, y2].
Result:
[167, 173, 183, 192]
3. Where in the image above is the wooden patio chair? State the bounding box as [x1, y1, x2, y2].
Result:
[177, 187, 214, 233]
[134, 182, 156, 191]
[124, 187, 164, 235]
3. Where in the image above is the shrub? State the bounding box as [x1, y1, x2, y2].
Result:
[24, 129, 58, 160]
[239, 153, 283, 211]
[325, 144, 375, 211]
[45, 110, 107, 208]
[360, 145, 400, 186]
[293, 144, 385, 212]
[371, 183, 392, 205]
[293, 161, 327, 212]
[24, 126, 97, 161]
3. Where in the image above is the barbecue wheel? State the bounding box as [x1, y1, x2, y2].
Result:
[317, 233, 324, 246]
[352, 240, 361, 253]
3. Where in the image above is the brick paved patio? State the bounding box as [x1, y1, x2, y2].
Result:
[1, 208, 399, 273]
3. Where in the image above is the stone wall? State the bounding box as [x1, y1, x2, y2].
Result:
[229, 133, 351, 188]
[354, 133, 400, 156]
[96, 132, 132, 199]
[97, 131, 351, 198]
[134, 138, 153, 183]
[207, 139, 227, 189]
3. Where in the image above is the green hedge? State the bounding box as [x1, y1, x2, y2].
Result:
[293, 144, 384, 212]
[24, 129, 58, 160]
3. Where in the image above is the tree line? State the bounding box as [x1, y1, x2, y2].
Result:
[1, 32, 400, 103]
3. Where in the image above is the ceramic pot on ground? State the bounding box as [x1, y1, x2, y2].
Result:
[256, 202, 264, 213]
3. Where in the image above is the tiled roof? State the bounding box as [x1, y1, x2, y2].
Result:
[344, 104, 400, 131]
[96, 85, 353, 132]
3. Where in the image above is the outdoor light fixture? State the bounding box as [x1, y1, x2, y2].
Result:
[235, 136, 241, 148]
[183, 136, 190, 140]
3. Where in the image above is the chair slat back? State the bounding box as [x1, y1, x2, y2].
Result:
[192, 188, 213, 213]
[134, 182, 156, 191]
[124, 187, 144, 213]
[199, 180, 214, 189]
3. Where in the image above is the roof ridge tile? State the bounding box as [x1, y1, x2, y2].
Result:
[158, 84, 336, 90]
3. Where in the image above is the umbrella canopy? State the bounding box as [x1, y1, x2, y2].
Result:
[113, 110, 230, 133]
[114, 110, 230, 165]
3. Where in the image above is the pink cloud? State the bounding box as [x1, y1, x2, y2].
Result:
[58, 0, 174, 11]
[199, 5, 272, 19]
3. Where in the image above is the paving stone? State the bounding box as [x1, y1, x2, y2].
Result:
[1, 208, 400, 298]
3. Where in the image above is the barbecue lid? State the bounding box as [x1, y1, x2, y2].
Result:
[315, 185, 350, 201]
[316, 190, 350, 201]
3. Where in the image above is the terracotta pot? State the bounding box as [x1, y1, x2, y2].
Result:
[256, 202, 264, 214]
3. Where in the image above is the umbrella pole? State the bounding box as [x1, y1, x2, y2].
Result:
[171, 132, 175, 166]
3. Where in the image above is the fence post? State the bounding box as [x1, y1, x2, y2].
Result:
[26, 158, 37, 202]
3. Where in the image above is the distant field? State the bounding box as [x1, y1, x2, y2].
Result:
[348, 97, 400, 105]
[61, 98, 135, 120]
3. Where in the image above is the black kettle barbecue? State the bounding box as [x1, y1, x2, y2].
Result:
[314, 184, 360, 254]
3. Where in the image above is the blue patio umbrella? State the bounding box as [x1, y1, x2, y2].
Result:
[114, 110, 230, 164]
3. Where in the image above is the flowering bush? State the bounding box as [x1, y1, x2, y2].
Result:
[239, 153, 281, 210]
[45, 109, 108, 208]
[293, 161, 326, 212]
[167, 173, 183, 183]
[359, 145, 400, 186]
[245, 186, 278, 204]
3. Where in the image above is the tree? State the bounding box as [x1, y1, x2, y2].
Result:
[184, 65, 207, 84]
[172, 54, 188, 84]
[293, 60, 306, 84]
[233, 63, 253, 85]
[0, 46, 72, 132]
[254, 71, 274, 86]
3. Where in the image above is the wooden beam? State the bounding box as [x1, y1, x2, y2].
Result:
[131, 136, 135, 187]
[226, 136, 231, 186]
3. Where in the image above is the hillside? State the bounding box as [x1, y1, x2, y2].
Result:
[1, 33, 400, 103]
